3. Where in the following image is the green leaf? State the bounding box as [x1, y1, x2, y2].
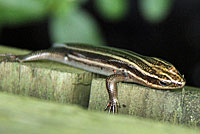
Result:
[0, 0, 51, 25]
[50, 0, 88, 16]
[139, 0, 173, 23]
[95, 0, 129, 21]
[0, 0, 89, 26]
[50, 8, 104, 46]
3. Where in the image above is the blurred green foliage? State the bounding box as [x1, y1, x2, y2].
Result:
[0, 0, 51, 25]
[139, 0, 173, 23]
[50, 8, 104, 46]
[0, 0, 173, 46]
[95, 0, 129, 21]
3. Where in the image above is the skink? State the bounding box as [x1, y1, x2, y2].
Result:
[1, 43, 186, 113]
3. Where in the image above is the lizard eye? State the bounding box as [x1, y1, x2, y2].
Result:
[159, 81, 169, 87]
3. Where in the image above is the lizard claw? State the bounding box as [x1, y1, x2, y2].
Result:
[104, 99, 120, 114]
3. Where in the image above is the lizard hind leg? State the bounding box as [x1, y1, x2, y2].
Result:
[0, 53, 22, 62]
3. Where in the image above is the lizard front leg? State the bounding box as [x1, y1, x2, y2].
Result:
[104, 74, 128, 114]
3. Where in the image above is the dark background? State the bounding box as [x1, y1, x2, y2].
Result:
[0, 0, 200, 87]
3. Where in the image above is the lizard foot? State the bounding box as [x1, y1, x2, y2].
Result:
[104, 99, 120, 114]
[0, 54, 21, 63]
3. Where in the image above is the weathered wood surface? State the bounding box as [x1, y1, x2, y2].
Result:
[0, 45, 100, 108]
[0, 93, 199, 134]
[89, 79, 200, 126]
